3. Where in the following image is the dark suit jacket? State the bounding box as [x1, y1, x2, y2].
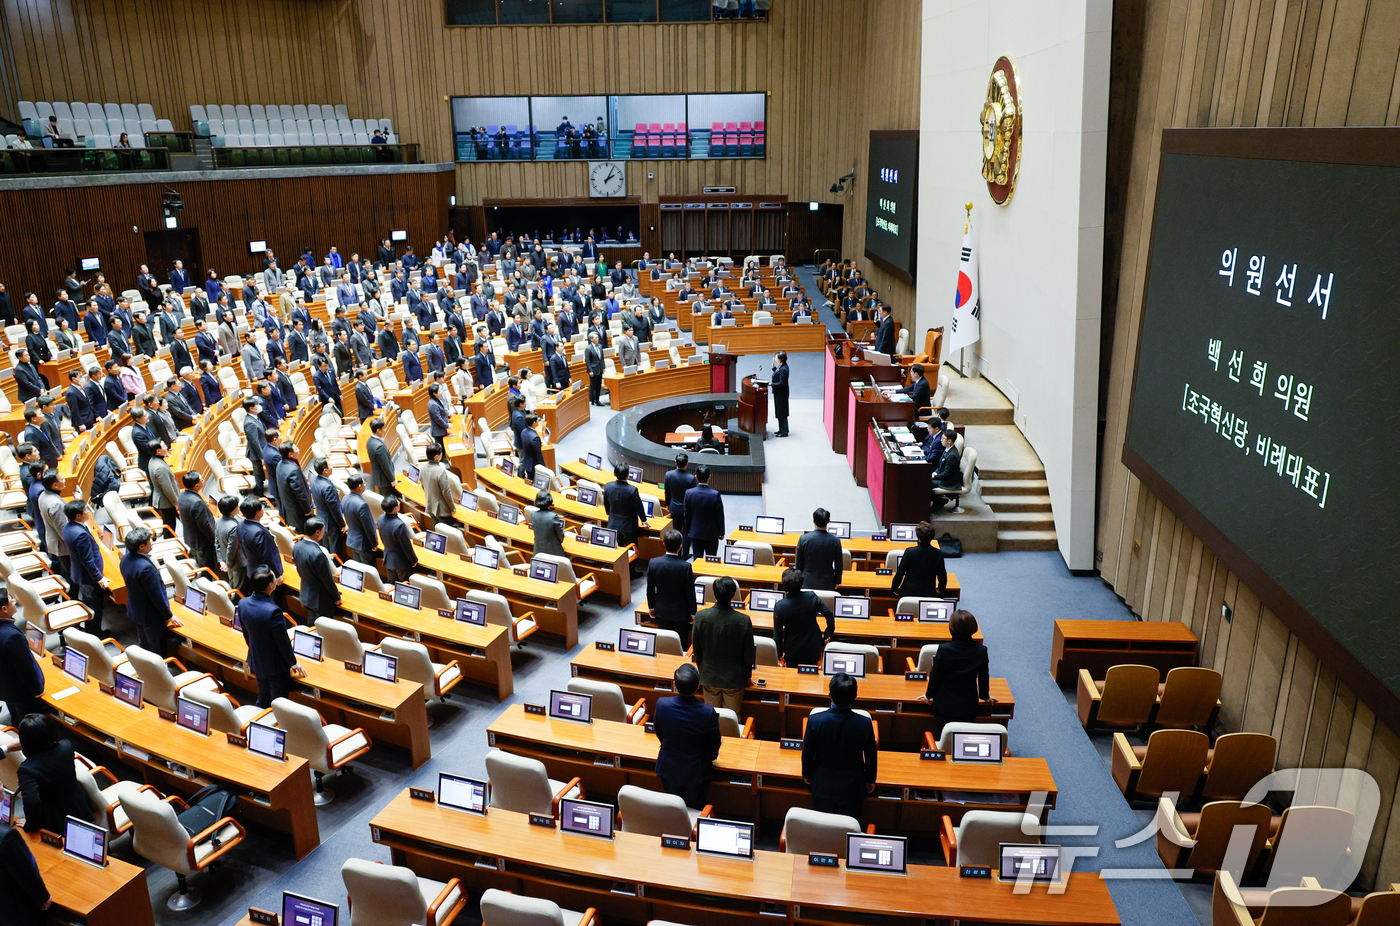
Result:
[311, 475, 344, 536]
[682, 484, 724, 541]
[402, 349, 423, 383]
[801, 706, 878, 803]
[293, 539, 339, 613]
[0, 620, 44, 720]
[646, 553, 695, 626]
[603, 480, 645, 537]
[902, 375, 931, 409]
[378, 513, 417, 571]
[343, 492, 378, 552]
[428, 397, 451, 438]
[924, 639, 990, 722]
[367, 435, 395, 495]
[663, 468, 697, 517]
[119, 550, 172, 649]
[84, 379, 107, 418]
[933, 445, 962, 489]
[795, 529, 843, 591]
[236, 519, 283, 578]
[275, 458, 314, 531]
[64, 383, 93, 429]
[17, 740, 93, 834]
[653, 694, 721, 787]
[355, 382, 375, 422]
[773, 590, 835, 667]
[177, 489, 217, 567]
[314, 370, 340, 410]
[518, 427, 544, 480]
[237, 592, 297, 680]
[891, 542, 947, 598]
[12, 364, 46, 403]
[873, 317, 896, 355]
[0, 822, 49, 926]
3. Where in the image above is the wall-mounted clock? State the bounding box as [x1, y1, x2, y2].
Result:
[588, 160, 627, 198]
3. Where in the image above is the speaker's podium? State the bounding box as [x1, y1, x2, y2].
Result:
[738, 374, 768, 435]
[709, 348, 738, 392]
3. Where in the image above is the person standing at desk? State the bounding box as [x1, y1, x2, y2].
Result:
[13, 713, 95, 834]
[891, 521, 948, 598]
[119, 526, 181, 654]
[366, 417, 397, 498]
[801, 673, 878, 821]
[293, 521, 341, 623]
[922, 610, 991, 738]
[774, 567, 835, 668]
[682, 465, 724, 558]
[214, 496, 243, 589]
[378, 495, 418, 583]
[653, 663, 721, 811]
[0, 813, 50, 923]
[603, 462, 646, 553]
[691, 576, 754, 715]
[0, 589, 43, 721]
[61, 501, 109, 636]
[663, 453, 697, 559]
[872, 304, 896, 356]
[769, 351, 791, 437]
[647, 529, 696, 649]
[531, 491, 566, 557]
[343, 475, 379, 568]
[795, 507, 843, 591]
[238, 566, 306, 708]
[235, 497, 283, 595]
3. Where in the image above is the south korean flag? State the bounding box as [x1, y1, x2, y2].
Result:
[949, 219, 982, 352]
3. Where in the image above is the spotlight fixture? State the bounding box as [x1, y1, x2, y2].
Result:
[829, 169, 856, 196]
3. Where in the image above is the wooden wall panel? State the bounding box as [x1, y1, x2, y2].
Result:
[1097, 0, 1400, 888]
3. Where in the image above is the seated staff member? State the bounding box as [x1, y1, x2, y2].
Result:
[801, 673, 878, 822]
[921, 610, 992, 738]
[11, 714, 94, 834]
[890, 520, 948, 598]
[691, 576, 754, 715]
[646, 529, 696, 649]
[119, 526, 181, 654]
[0, 589, 43, 720]
[773, 567, 835, 668]
[929, 430, 962, 510]
[794, 507, 843, 591]
[239, 566, 307, 708]
[653, 663, 722, 811]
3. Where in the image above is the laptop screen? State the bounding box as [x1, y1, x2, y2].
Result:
[577, 486, 599, 506]
[586, 453, 603, 469]
[184, 587, 207, 614]
[823, 650, 866, 678]
[833, 596, 871, 619]
[247, 721, 286, 760]
[919, 600, 954, 622]
[472, 547, 500, 569]
[590, 527, 617, 549]
[283, 892, 340, 926]
[461, 491, 479, 511]
[846, 834, 907, 874]
[498, 459, 515, 477]
[292, 629, 324, 661]
[529, 560, 558, 583]
[694, 582, 706, 605]
[113, 670, 142, 708]
[548, 689, 592, 723]
[339, 565, 366, 592]
[425, 531, 447, 554]
[62, 648, 88, 682]
[64, 816, 108, 867]
[754, 516, 785, 535]
[748, 589, 781, 612]
[393, 583, 422, 610]
[723, 545, 754, 566]
[628, 466, 644, 483]
[951, 731, 1004, 763]
[175, 697, 210, 736]
[999, 845, 1061, 883]
[438, 773, 487, 815]
[889, 523, 917, 542]
[455, 598, 488, 626]
[695, 818, 754, 858]
[826, 521, 852, 538]
[559, 798, 615, 839]
[498, 503, 520, 525]
[363, 650, 398, 682]
[619, 628, 656, 656]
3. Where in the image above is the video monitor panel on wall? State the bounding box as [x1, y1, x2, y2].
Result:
[864, 131, 920, 284]
[1123, 127, 1400, 728]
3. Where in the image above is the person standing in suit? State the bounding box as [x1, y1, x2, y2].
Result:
[900, 362, 931, 410]
[235, 496, 283, 595]
[922, 610, 992, 738]
[517, 414, 545, 482]
[312, 358, 339, 413]
[366, 416, 396, 498]
[63, 369, 93, 432]
[237, 566, 306, 707]
[682, 465, 725, 559]
[802, 673, 878, 821]
[646, 529, 696, 649]
[421, 445, 459, 526]
[691, 576, 754, 716]
[175, 472, 216, 570]
[929, 431, 962, 511]
[773, 567, 835, 668]
[770, 351, 790, 437]
[274, 442, 315, 533]
[13, 714, 94, 834]
[118, 527, 181, 654]
[427, 383, 451, 441]
[603, 462, 646, 552]
[293, 520, 341, 621]
[342, 475, 379, 567]
[652, 663, 721, 810]
[872, 304, 896, 356]
[0, 589, 43, 722]
[891, 521, 948, 598]
[530, 490, 566, 557]
[663, 454, 698, 559]
[354, 368, 376, 423]
[36, 471, 69, 581]
[241, 397, 267, 496]
[213, 496, 243, 589]
[21, 408, 58, 470]
[377, 495, 417, 582]
[794, 508, 843, 591]
[308, 459, 345, 555]
[583, 331, 605, 406]
[147, 443, 179, 533]
[61, 501, 108, 635]
[0, 812, 50, 924]
[11, 350, 47, 404]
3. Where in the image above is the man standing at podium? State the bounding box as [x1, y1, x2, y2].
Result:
[770, 351, 790, 437]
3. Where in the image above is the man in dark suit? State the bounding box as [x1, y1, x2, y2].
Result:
[794, 508, 844, 591]
[801, 673, 878, 821]
[342, 474, 379, 567]
[377, 495, 417, 582]
[682, 465, 725, 559]
[22, 408, 59, 470]
[235, 496, 283, 596]
[583, 331, 605, 406]
[178, 367, 204, 418]
[237, 566, 306, 707]
[61, 501, 108, 635]
[518, 414, 545, 482]
[473, 339, 495, 388]
[309, 459, 345, 555]
[241, 398, 268, 495]
[355, 368, 376, 423]
[662, 453, 698, 559]
[12, 350, 47, 404]
[274, 442, 315, 533]
[176, 471, 217, 570]
[652, 662, 721, 810]
[376, 319, 400, 360]
[873, 304, 896, 356]
[313, 358, 340, 413]
[119, 527, 180, 654]
[603, 462, 646, 552]
[170, 260, 191, 294]
[286, 320, 310, 363]
[63, 369, 93, 431]
[930, 431, 962, 511]
[0, 588, 44, 721]
[646, 529, 697, 649]
[900, 362, 931, 410]
[366, 416, 396, 497]
[0, 813, 51, 924]
[82, 363, 107, 419]
[401, 342, 423, 383]
[293, 520, 341, 620]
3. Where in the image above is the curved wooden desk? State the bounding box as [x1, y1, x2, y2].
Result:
[603, 362, 713, 411]
[22, 829, 154, 926]
[705, 321, 828, 356]
[414, 543, 582, 648]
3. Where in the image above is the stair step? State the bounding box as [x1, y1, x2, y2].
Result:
[978, 478, 1049, 495]
[979, 468, 1047, 481]
[994, 511, 1056, 531]
[997, 529, 1060, 551]
[985, 495, 1052, 513]
[949, 407, 1015, 426]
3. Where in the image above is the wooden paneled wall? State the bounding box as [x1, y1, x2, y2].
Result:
[0, 0, 924, 316]
[1098, 0, 1400, 889]
[0, 171, 453, 302]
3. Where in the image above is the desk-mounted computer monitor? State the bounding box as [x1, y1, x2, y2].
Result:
[532, 471, 550, 490]
[64, 816, 108, 867]
[951, 731, 1005, 763]
[628, 466, 644, 483]
[438, 773, 487, 815]
[754, 516, 784, 535]
[183, 587, 207, 614]
[586, 453, 603, 469]
[998, 844, 1061, 883]
[455, 598, 488, 626]
[62, 648, 88, 683]
[498, 503, 520, 525]
[425, 531, 447, 554]
[472, 546, 500, 570]
[292, 629, 324, 661]
[619, 628, 656, 656]
[548, 689, 593, 723]
[247, 721, 286, 760]
[559, 797, 615, 839]
[498, 459, 515, 477]
[363, 650, 398, 682]
[339, 565, 366, 592]
[283, 891, 340, 926]
[846, 833, 907, 874]
[590, 527, 617, 549]
[826, 521, 852, 539]
[823, 650, 866, 678]
[113, 670, 143, 708]
[723, 545, 755, 567]
[695, 818, 754, 858]
[694, 582, 706, 605]
[0, 787, 11, 825]
[919, 600, 954, 623]
[392, 583, 422, 610]
[577, 486, 599, 506]
[175, 696, 210, 736]
[889, 523, 917, 542]
[461, 491, 479, 511]
[833, 596, 870, 619]
[529, 560, 558, 583]
[748, 589, 781, 612]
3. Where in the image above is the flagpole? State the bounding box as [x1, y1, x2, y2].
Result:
[961, 201, 972, 378]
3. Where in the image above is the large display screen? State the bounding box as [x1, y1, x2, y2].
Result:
[864, 131, 919, 284]
[1124, 129, 1400, 722]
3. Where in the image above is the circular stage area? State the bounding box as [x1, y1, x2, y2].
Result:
[606, 392, 766, 494]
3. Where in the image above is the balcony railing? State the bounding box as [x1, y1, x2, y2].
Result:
[210, 143, 420, 168]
